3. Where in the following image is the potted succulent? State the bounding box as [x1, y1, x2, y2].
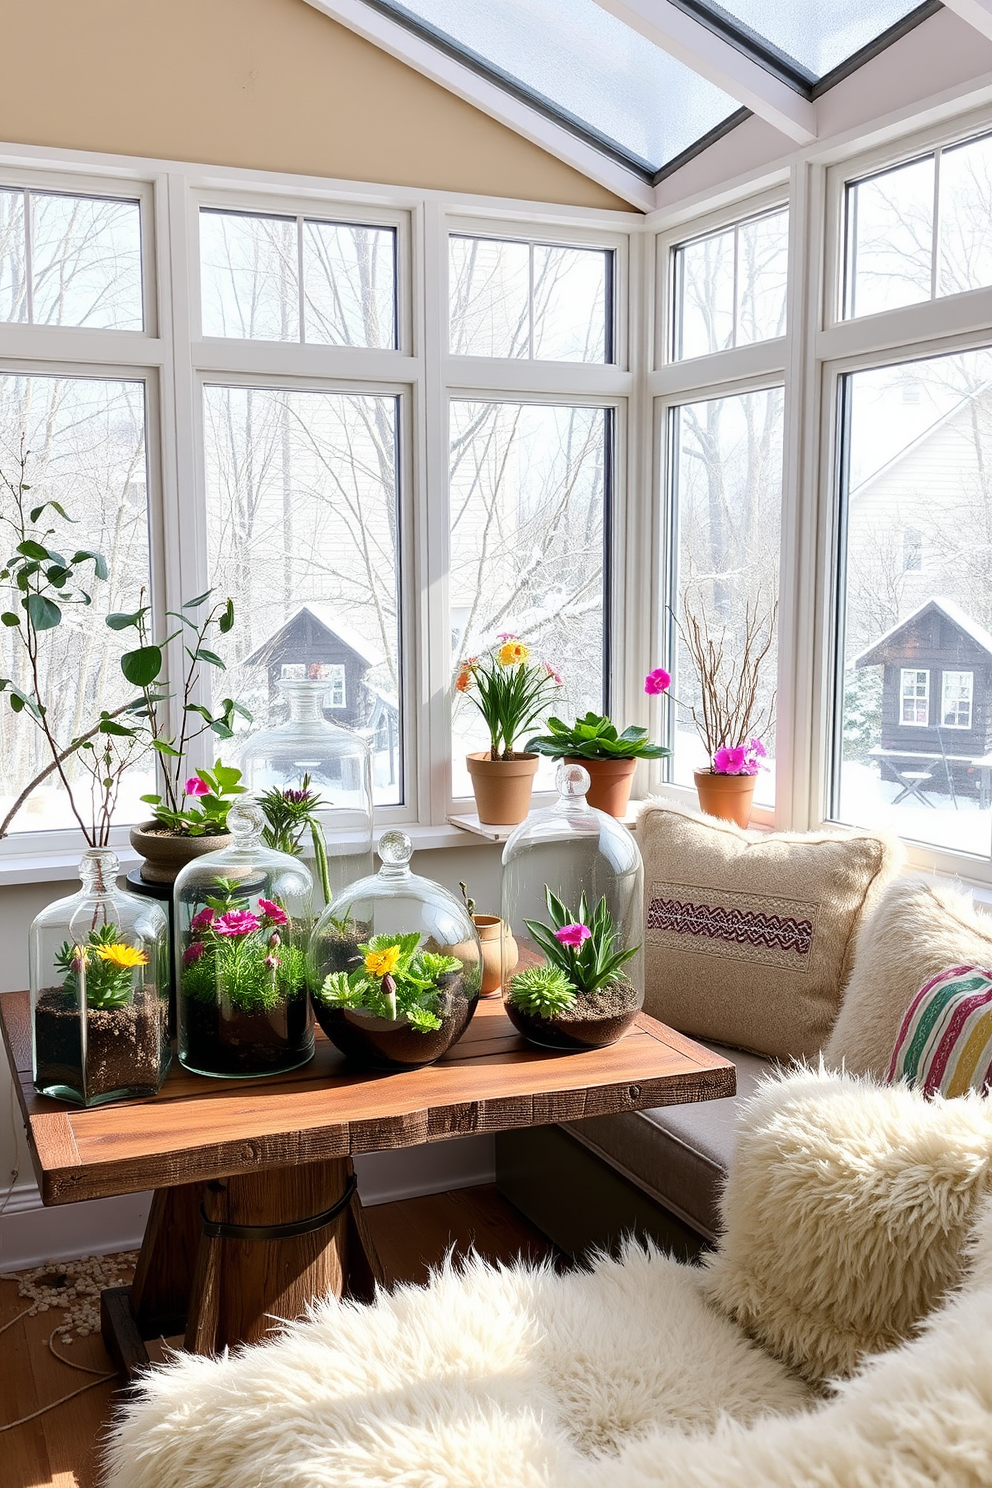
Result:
[459, 881, 518, 997]
[132, 760, 247, 884]
[505, 887, 641, 1050]
[646, 592, 776, 828]
[455, 635, 563, 825]
[525, 712, 670, 818]
[0, 452, 170, 1105]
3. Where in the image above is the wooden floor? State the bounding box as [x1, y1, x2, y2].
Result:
[0, 1184, 554, 1488]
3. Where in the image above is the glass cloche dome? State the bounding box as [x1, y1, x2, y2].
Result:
[501, 763, 643, 1050]
[174, 800, 315, 1078]
[309, 830, 482, 1070]
[239, 677, 374, 902]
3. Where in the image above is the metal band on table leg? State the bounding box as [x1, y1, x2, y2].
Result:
[199, 1173, 359, 1242]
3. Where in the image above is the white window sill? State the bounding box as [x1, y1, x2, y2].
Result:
[0, 822, 496, 889]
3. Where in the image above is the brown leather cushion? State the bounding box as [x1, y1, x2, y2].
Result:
[563, 1042, 773, 1242]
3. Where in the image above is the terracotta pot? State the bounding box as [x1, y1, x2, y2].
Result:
[466, 752, 539, 825]
[566, 756, 637, 818]
[129, 821, 232, 885]
[472, 914, 518, 997]
[693, 770, 756, 829]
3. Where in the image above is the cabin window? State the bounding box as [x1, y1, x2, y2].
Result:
[325, 665, 346, 710]
[941, 671, 973, 729]
[900, 669, 930, 726]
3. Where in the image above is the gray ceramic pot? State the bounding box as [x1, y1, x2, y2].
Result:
[129, 821, 232, 885]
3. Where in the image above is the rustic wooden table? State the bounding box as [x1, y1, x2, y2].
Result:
[0, 991, 735, 1377]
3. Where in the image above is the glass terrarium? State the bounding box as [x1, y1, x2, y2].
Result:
[239, 678, 374, 902]
[501, 763, 643, 1051]
[309, 830, 482, 1070]
[31, 849, 170, 1106]
[175, 800, 315, 1078]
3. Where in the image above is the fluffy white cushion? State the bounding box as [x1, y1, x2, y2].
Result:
[703, 1066, 992, 1384]
[825, 876, 992, 1078]
[104, 1248, 809, 1488]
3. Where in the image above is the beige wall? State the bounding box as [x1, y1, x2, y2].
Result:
[0, 0, 634, 210]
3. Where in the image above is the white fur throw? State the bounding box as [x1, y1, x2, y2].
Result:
[104, 1071, 992, 1488]
[824, 876, 992, 1078]
[704, 1066, 992, 1383]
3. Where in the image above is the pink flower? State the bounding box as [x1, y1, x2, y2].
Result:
[183, 940, 205, 966]
[190, 907, 216, 932]
[214, 910, 261, 937]
[555, 923, 592, 947]
[258, 898, 288, 926]
[543, 662, 564, 685]
[497, 632, 518, 641]
[264, 953, 280, 972]
[268, 932, 281, 950]
[184, 776, 210, 797]
[713, 745, 747, 775]
[644, 668, 671, 695]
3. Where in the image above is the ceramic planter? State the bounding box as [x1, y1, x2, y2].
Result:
[472, 914, 518, 997]
[129, 821, 232, 885]
[466, 752, 539, 825]
[694, 769, 756, 828]
[566, 756, 637, 818]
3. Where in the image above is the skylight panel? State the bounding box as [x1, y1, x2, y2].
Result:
[689, 0, 931, 82]
[362, 0, 740, 172]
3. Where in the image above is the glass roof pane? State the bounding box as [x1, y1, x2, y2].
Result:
[366, 0, 739, 171]
[694, 0, 927, 80]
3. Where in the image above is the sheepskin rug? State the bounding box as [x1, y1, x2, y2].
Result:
[103, 1070, 992, 1488]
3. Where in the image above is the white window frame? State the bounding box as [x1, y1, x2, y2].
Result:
[941, 670, 973, 730]
[900, 668, 930, 727]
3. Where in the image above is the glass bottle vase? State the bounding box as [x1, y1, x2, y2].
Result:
[30, 849, 171, 1106]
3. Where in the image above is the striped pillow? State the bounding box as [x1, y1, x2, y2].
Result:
[888, 965, 992, 1097]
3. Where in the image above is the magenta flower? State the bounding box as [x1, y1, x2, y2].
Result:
[644, 668, 671, 695]
[190, 906, 216, 932]
[497, 631, 518, 641]
[555, 923, 592, 947]
[713, 745, 747, 775]
[214, 909, 261, 937]
[268, 931, 281, 950]
[184, 776, 210, 797]
[258, 897, 289, 926]
[183, 940, 205, 966]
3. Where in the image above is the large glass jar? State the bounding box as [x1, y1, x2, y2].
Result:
[239, 678, 374, 902]
[501, 763, 643, 1050]
[31, 849, 170, 1106]
[175, 800, 314, 1078]
[309, 831, 482, 1070]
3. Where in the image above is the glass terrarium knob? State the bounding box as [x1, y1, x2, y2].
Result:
[227, 799, 265, 842]
[557, 762, 590, 798]
[377, 830, 413, 867]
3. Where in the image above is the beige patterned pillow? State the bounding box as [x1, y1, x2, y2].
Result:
[639, 802, 903, 1059]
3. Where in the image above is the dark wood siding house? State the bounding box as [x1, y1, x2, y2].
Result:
[854, 598, 992, 800]
[244, 605, 387, 733]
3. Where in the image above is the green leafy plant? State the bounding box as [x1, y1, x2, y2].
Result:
[257, 774, 332, 906]
[141, 760, 246, 837]
[454, 636, 562, 760]
[506, 963, 576, 1018]
[180, 882, 307, 1012]
[314, 931, 462, 1033]
[526, 711, 670, 761]
[524, 886, 638, 997]
[54, 924, 149, 1009]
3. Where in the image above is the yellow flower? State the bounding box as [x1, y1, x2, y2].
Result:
[94, 943, 148, 970]
[364, 945, 401, 978]
[498, 641, 529, 666]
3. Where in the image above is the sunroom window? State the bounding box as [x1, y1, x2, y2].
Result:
[670, 208, 788, 361]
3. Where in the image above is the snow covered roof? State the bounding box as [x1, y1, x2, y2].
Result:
[854, 597, 992, 668]
[244, 604, 386, 669]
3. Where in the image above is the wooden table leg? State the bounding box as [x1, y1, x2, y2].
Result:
[184, 1156, 384, 1355]
[101, 1181, 203, 1380]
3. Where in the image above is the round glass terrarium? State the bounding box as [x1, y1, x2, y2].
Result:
[501, 763, 644, 1051]
[239, 678, 374, 903]
[31, 849, 170, 1106]
[309, 831, 482, 1070]
[174, 800, 315, 1079]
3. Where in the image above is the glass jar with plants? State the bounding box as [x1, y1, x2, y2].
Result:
[309, 831, 482, 1069]
[651, 589, 776, 827]
[525, 711, 670, 818]
[501, 763, 643, 1050]
[455, 635, 563, 825]
[1, 453, 171, 1105]
[175, 800, 314, 1078]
